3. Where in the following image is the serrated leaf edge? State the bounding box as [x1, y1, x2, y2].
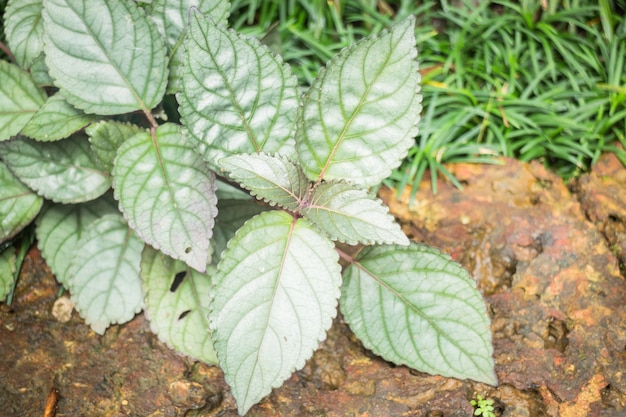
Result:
[304, 180, 409, 246]
[209, 211, 342, 414]
[221, 152, 308, 211]
[341, 243, 496, 385]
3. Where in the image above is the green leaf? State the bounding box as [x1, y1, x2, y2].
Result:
[30, 52, 54, 87]
[212, 198, 268, 259]
[42, 0, 168, 115]
[302, 181, 409, 246]
[141, 246, 217, 364]
[0, 60, 46, 142]
[4, 0, 44, 68]
[113, 123, 218, 272]
[211, 210, 342, 415]
[215, 178, 252, 200]
[149, 0, 229, 47]
[35, 194, 118, 287]
[178, 10, 299, 171]
[20, 93, 98, 141]
[0, 135, 111, 203]
[340, 243, 497, 385]
[149, 0, 230, 94]
[86, 120, 144, 172]
[221, 153, 309, 211]
[66, 213, 144, 334]
[296, 16, 422, 187]
[0, 247, 17, 301]
[0, 161, 43, 242]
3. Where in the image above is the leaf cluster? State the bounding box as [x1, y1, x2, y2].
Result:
[470, 394, 496, 417]
[0, 1, 496, 414]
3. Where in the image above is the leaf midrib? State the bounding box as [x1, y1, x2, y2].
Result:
[244, 216, 297, 404]
[316, 38, 397, 182]
[197, 17, 261, 153]
[56, 0, 150, 112]
[351, 256, 486, 372]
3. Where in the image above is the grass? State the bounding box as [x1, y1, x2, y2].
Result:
[229, 0, 626, 202]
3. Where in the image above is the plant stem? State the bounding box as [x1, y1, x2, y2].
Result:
[335, 246, 355, 264]
[144, 110, 159, 132]
[0, 40, 15, 62]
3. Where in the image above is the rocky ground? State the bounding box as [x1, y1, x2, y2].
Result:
[1, 153, 625, 417]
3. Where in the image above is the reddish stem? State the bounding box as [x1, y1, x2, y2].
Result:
[0, 41, 16, 63]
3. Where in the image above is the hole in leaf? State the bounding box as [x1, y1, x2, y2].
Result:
[184, 247, 192, 254]
[178, 310, 191, 320]
[170, 271, 186, 292]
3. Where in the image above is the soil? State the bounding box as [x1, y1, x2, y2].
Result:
[1, 153, 625, 417]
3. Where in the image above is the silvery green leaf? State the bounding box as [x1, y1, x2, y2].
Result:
[340, 243, 497, 385]
[221, 153, 309, 210]
[149, 0, 229, 46]
[0, 161, 43, 242]
[67, 213, 144, 334]
[296, 16, 422, 186]
[211, 210, 341, 415]
[149, 0, 230, 93]
[86, 120, 144, 172]
[141, 246, 217, 363]
[4, 0, 44, 68]
[113, 123, 218, 272]
[20, 93, 98, 142]
[0, 135, 110, 203]
[0, 60, 46, 142]
[42, 0, 168, 114]
[302, 181, 409, 245]
[36, 194, 119, 287]
[178, 10, 299, 171]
